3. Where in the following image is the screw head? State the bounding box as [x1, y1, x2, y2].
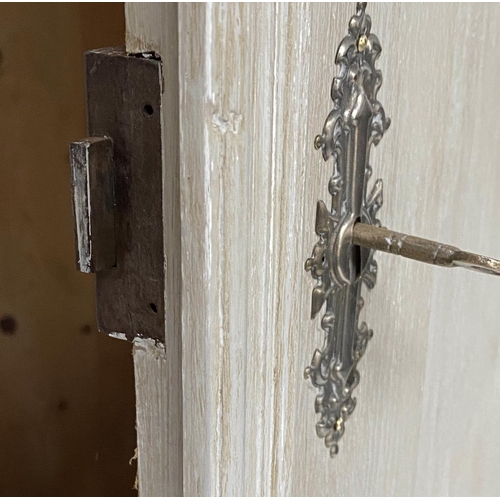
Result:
[314, 135, 324, 150]
[334, 417, 344, 432]
[357, 34, 368, 52]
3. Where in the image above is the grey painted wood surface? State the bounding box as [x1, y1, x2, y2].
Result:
[126, 3, 183, 496]
[127, 3, 500, 495]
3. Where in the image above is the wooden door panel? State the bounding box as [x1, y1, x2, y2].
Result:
[127, 3, 500, 495]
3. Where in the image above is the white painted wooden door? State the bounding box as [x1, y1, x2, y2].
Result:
[126, 3, 500, 496]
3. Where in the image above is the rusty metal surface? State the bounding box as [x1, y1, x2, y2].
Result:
[70, 137, 116, 273]
[85, 47, 164, 342]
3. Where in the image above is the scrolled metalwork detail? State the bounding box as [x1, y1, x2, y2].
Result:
[305, 2, 390, 457]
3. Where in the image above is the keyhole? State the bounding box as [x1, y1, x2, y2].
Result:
[352, 243, 362, 279]
[352, 217, 362, 279]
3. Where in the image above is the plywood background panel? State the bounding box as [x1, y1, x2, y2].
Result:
[0, 4, 137, 495]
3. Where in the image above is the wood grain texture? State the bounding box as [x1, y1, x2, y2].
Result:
[0, 3, 137, 496]
[129, 2, 500, 495]
[133, 339, 181, 496]
[126, 3, 183, 496]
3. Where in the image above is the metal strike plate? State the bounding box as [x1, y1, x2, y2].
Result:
[70, 47, 164, 343]
[70, 137, 116, 273]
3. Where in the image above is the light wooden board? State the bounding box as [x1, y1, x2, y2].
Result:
[127, 3, 500, 495]
[0, 3, 137, 496]
[126, 3, 183, 497]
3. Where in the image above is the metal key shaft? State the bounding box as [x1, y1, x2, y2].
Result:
[352, 223, 500, 276]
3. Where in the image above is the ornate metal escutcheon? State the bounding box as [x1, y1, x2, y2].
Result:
[305, 2, 500, 458]
[305, 2, 390, 457]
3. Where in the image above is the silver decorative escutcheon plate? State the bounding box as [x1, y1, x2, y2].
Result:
[305, 2, 390, 457]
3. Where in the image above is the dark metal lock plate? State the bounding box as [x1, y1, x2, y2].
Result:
[82, 47, 164, 343]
